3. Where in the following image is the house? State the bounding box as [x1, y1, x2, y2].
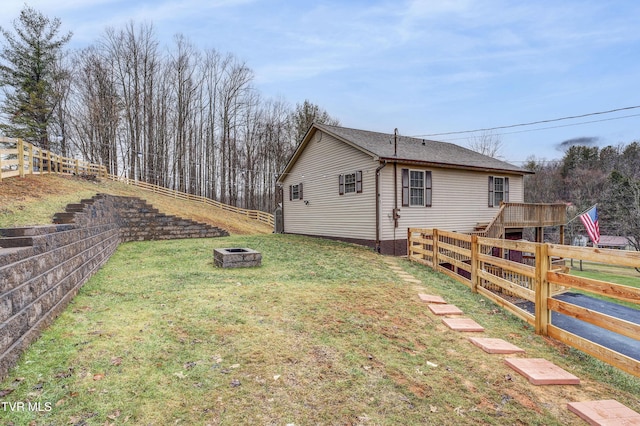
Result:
[597, 236, 635, 250]
[276, 123, 535, 255]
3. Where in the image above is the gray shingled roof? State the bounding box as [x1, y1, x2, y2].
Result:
[315, 123, 529, 174]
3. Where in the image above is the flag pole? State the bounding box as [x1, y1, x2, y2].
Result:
[566, 203, 597, 224]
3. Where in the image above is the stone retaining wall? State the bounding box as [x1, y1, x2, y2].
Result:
[0, 194, 228, 378]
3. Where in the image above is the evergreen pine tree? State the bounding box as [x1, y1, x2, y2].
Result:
[0, 5, 72, 150]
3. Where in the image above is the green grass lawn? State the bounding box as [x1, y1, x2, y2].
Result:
[571, 263, 640, 288]
[568, 261, 640, 309]
[2, 235, 639, 425]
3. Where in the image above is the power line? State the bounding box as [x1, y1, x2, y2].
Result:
[437, 112, 640, 143]
[412, 105, 640, 138]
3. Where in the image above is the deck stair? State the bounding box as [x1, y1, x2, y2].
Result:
[472, 203, 567, 240]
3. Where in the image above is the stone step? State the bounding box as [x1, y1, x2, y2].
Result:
[0, 228, 33, 238]
[567, 400, 640, 425]
[0, 226, 64, 237]
[442, 317, 485, 332]
[65, 204, 86, 212]
[504, 358, 580, 385]
[0, 246, 32, 264]
[0, 236, 34, 248]
[53, 212, 83, 224]
[418, 294, 447, 304]
[428, 304, 464, 316]
[468, 337, 526, 354]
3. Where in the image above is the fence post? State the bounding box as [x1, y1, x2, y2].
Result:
[432, 228, 439, 272]
[28, 143, 33, 175]
[470, 234, 479, 293]
[407, 228, 412, 259]
[423, 230, 430, 264]
[534, 242, 551, 335]
[18, 139, 25, 178]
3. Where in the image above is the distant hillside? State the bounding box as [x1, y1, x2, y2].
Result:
[0, 175, 272, 235]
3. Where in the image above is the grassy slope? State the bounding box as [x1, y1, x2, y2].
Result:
[0, 235, 638, 425]
[1, 175, 639, 425]
[0, 174, 272, 235]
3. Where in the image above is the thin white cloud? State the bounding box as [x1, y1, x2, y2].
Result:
[2, 0, 639, 161]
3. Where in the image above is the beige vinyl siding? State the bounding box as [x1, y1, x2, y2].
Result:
[380, 165, 524, 240]
[282, 131, 377, 240]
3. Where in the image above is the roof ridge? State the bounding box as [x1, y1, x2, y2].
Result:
[314, 123, 527, 173]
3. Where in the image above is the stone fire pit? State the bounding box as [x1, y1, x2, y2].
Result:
[214, 247, 262, 268]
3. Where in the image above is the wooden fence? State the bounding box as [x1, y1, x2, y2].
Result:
[408, 228, 640, 378]
[106, 176, 275, 227]
[0, 137, 275, 227]
[0, 137, 108, 180]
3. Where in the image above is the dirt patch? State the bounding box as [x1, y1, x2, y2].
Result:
[0, 175, 57, 198]
[504, 388, 541, 413]
[385, 367, 432, 398]
[541, 336, 570, 355]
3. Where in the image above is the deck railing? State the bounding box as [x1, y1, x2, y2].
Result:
[474, 203, 567, 239]
[502, 202, 567, 227]
[408, 227, 640, 378]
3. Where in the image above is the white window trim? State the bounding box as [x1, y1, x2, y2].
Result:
[493, 177, 505, 206]
[344, 172, 357, 194]
[339, 170, 362, 195]
[409, 169, 425, 207]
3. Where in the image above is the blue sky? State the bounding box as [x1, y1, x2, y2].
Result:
[2, 0, 640, 164]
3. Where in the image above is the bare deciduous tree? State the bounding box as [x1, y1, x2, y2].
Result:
[2, 10, 343, 213]
[467, 130, 504, 159]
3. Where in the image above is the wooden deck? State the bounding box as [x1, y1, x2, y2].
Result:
[474, 203, 567, 239]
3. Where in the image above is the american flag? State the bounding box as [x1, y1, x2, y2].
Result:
[579, 205, 600, 245]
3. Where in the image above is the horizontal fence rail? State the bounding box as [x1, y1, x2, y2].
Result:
[0, 137, 275, 227]
[106, 175, 275, 227]
[0, 137, 108, 180]
[408, 228, 640, 378]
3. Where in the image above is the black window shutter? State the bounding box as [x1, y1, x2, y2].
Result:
[289, 185, 292, 201]
[425, 171, 432, 207]
[339, 174, 344, 195]
[356, 170, 362, 193]
[504, 177, 509, 203]
[488, 176, 494, 207]
[402, 168, 409, 207]
[299, 182, 303, 200]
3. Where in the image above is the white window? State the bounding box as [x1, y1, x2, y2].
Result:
[488, 176, 509, 207]
[289, 183, 303, 200]
[339, 171, 362, 195]
[344, 172, 356, 193]
[410, 170, 424, 207]
[402, 169, 432, 207]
